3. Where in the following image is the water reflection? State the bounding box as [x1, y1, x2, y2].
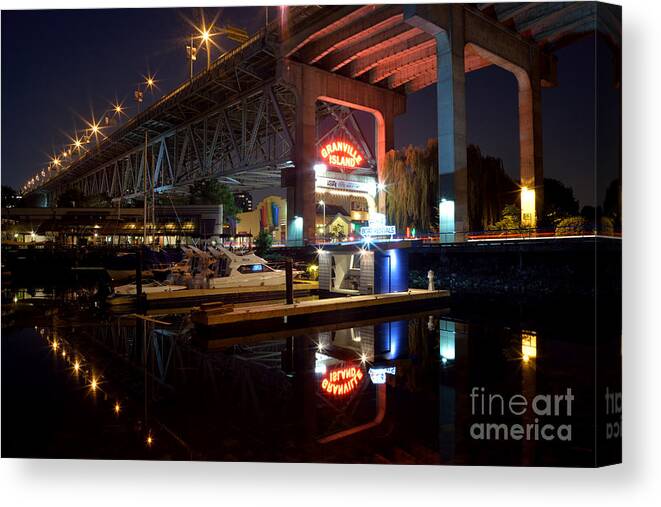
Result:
[1, 289, 620, 465]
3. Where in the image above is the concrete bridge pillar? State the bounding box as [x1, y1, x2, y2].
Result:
[405, 4, 549, 236]
[278, 60, 405, 245]
[406, 5, 469, 241]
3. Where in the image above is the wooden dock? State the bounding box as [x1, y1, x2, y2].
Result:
[192, 288, 449, 328]
[107, 281, 318, 311]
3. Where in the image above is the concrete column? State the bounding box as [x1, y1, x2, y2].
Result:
[406, 5, 469, 240]
[517, 62, 544, 224]
[278, 59, 405, 244]
[291, 83, 318, 245]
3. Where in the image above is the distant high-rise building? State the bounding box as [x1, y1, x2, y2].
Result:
[234, 192, 253, 212]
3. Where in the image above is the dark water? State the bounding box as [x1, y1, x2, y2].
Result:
[1, 288, 621, 466]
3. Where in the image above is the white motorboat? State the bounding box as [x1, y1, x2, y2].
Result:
[113, 278, 188, 296]
[205, 246, 288, 289]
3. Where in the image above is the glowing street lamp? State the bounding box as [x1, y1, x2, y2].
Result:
[520, 186, 536, 229]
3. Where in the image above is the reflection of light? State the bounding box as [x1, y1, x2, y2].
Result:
[368, 366, 396, 384]
[439, 320, 456, 361]
[521, 331, 537, 361]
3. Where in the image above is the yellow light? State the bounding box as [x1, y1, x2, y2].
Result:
[114, 402, 121, 414]
[201, 29, 211, 42]
[73, 360, 80, 372]
[520, 186, 536, 228]
[360, 353, 368, 364]
[52, 340, 58, 351]
[90, 377, 98, 391]
[146, 434, 153, 446]
[61, 350, 66, 358]
[91, 123, 99, 134]
[114, 103, 123, 114]
[521, 331, 537, 361]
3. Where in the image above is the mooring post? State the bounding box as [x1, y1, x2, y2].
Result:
[136, 247, 144, 307]
[428, 269, 435, 291]
[286, 257, 294, 305]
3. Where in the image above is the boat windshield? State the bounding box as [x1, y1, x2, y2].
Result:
[236, 264, 275, 274]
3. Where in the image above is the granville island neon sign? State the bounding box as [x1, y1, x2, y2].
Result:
[320, 365, 365, 396]
[320, 140, 364, 171]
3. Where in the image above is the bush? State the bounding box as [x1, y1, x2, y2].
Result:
[555, 216, 591, 235]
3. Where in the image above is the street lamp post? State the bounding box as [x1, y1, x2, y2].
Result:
[186, 34, 197, 79]
[319, 200, 326, 242]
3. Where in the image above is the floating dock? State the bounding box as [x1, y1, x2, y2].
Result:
[107, 281, 318, 311]
[192, 288, 449, 329]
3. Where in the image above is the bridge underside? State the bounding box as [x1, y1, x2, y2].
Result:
[31, 3, 620, 244]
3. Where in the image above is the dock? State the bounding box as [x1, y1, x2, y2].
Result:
[107, 281, 318, 311]
[192, 288, 449, 328]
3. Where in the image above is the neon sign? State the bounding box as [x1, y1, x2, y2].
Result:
[320, 365, 364, 396]
[320, 141, 364, 170]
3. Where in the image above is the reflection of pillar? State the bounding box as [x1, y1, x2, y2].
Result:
[521, 330, 538, 465]
[293, 335, 317, 444]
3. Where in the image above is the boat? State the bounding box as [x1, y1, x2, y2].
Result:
[205, 246, 291, 289]
[113, 278, 188, 295]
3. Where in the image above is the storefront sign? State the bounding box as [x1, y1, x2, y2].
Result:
[315, 176, 376, 196]
[320, 365, 364, 396]
[320, 140, 364, 170]
[360, 212, 396, 238]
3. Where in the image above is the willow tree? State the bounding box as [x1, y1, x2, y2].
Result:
[383, 139, 439, 234]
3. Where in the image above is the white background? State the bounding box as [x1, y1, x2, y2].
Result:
[1, 0, 659, 505]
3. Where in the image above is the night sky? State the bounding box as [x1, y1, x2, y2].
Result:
[1, 6, 620, 209]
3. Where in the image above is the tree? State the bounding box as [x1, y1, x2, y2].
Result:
[542, 178, 579, 226]
[556, 216, 591, 235]
[188, 178, 239, 218]
[488, 204, 521, 231]
[84, 192, 112, 207]
[56, 188, 85, 208]
[602, 177, 621, 228]
[467, 145, 518, 230]
[1, 185, 18, 208]
[254, 229, 273, 257]
[382, 138, 439, 234]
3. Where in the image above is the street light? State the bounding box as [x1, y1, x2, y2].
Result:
[318, 200, 326, 242]
[201, 28, 212, 69]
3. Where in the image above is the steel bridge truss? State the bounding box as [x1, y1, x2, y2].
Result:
[63, 83, 297, 201]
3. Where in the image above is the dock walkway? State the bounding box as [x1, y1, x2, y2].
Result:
[192, 289, 449, 327]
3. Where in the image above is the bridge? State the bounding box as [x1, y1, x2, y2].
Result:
[23, 3, 621, 244]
